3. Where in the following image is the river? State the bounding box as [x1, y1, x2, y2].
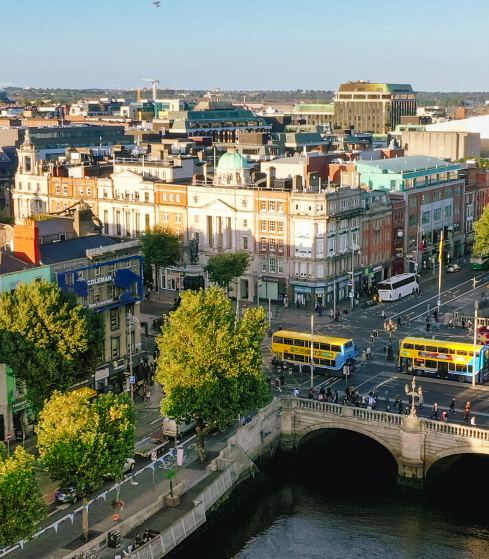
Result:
[172, 431, 489, 559]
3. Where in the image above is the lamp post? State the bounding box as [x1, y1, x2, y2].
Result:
[404, 376, 423, 419]
[473, 299, 479, 387]
[127, 312, 140, 401]
[384, 318, 398, 362]
[350, 244, 361, 309]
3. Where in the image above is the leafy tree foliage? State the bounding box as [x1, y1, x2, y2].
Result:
[140, 226, 181, 283]
[155, 286, 270, 461]
[204, 250, 252, 294]
[0, 210, 14, 225]
[37, 391, 135, 541]
[0, 280, 104, 411]
[457, 156, 489, 169]
[0, 445, 47, 547]
[473, 204, 489, 256]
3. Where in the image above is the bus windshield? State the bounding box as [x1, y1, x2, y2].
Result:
[377, 282, 392, 290]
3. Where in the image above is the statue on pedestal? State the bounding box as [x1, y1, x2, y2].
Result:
[189, 235, 199, 264]
[184, 234, 205, 291]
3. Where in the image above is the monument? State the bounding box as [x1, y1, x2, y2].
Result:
[183, 235, 205, 291]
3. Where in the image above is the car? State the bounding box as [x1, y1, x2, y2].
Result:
[104, 457, 136, 479]
[55, 486, 78, 504]
[446, 264, 460, 273]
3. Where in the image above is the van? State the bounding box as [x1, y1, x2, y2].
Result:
[162, 417, 197, 439]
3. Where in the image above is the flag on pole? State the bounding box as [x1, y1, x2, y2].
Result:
[438, 231, 443, 263]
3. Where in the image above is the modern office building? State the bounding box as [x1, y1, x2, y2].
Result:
[334, 81, 417, 133]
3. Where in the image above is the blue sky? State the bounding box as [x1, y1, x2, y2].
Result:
[2, 0, 489, 92]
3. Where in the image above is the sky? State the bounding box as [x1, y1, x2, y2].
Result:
[2, 0, 489, 92]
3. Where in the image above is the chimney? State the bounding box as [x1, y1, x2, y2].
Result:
[74, 202, 97, 237]
[13, 219, 41, 264]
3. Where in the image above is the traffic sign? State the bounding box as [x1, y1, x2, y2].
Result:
[349, 292, 354, 297]
[151, 451, 157, 461]
[129, 376, 136, 384]
[6, 433, 11, 441]
[347, 281, 353, 286]
[437, 300, 441, 306]
[12, 390, 19, 399]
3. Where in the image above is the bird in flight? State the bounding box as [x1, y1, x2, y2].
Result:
[153, 1, 160, 6]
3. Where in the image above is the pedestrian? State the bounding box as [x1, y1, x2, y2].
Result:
[416, 286, 421, 298]
[293, 387, 300, 397]
[431, 403, 439, 420]
[326, 387, 333, 401]
[381, 309, 386, 320]
[384, 390, 389, 405]
[426, 322, 431, 333]
[418, 392, 424, 409]
[318, 391, 324, 401]
[333, 390, 339, 404]
[397, 316, 402, 327]
[362, 394, 366, 407]
[466, 401, 472, 412]
[449, 398, 456, 413]
[329, 309, 334, 319]
[463, 408, 470, 423]
[398, 401, 403, 414]
[448, 318, 453, 329]
[308, 387, 315, 400]
[441, 410, 448, 422]
[134, 534, 142, 549]
[145, 387, 151, 403]
[406, 314, 410, 323]
[343, 393, 349, 405]
[435, 317, 440, 330]
[319, 304, 323, 317]
[461, 318, 466, 330]
[470, 415, 477, 426]
[394, 394, 400, 407]
[366, 346, 372, 360]
[296, 300, 300, 310]
[284, 300, 289, 313]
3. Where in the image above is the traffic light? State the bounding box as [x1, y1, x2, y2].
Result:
[275, 378, 280, 387]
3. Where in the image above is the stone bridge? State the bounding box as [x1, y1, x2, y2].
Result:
[280, 396, 489, 487]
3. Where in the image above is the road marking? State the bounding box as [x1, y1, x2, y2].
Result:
[150, 416, 162, 425]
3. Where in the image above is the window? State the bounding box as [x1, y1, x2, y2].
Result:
[300, 263, 307, 277]
[455, 203, 460, 215]
[116, 211, 121, 236]
[278, 258, 283, 274]
[456, 186, 462, 196]
[422, 211, 430, 225]
[176, 195, 181, 202]
[18, 182, 22, 190]
[352, 218, 358, 227]
[79, 187, 84, 195]
[433, 208, 441, 221]
[261, 256, 267, 272]
[340, 200, 348, 209]
[63, 185, 68, 195]
[269, 239, 276, 251]
[261, 238, 266, 250]
[242, 199, 247, 207]
[434, 191, 441, 202]
[175, 213, 181, 223]
[269, 257, 276, 273]
[410, 197, 418, 207]
[409, 214, 418, 227]
[278, 222, 284, 232]
[104, 210, 109, 234]
[269, 201, 276, 211]
[261, 200, 266, 211]
[445, 205, 452, 218]
[135, 212, 140, 236]
[421, 193, 430, 204]
[163, 212, 169, 222]
[295, 262, 299, 276]
[243, 219, 248, 227]
[445, 188, 452, 199]
[261, 221, 267, 232]
[278, 239, 284, 252]
[145, 214, 150, 230]
[110, 308, 120, 330]
[243, 236, 248, 249]
[169, 194, 174, 201]
[278, 202, 284, 212]
[163, 193, 167, 201]
[194, 215, 199, 224]
[145, 192, 150, 203]
[103, 188, 107, 198]
[87, 187, 91, 196]
[316, 264, 324, 278]
[329, 202, 337, 212]
[269, 221, 276, 232]
[56, 201, 61, 211]
[111, 337, 120, 359]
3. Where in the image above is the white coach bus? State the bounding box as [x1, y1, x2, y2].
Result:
[377, 273, 418, 302]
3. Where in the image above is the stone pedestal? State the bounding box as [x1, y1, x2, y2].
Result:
[165, 495, 180, 507]
[183, 263, 205, 292]
[397, 416, 424, 488]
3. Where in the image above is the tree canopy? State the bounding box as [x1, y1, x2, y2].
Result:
[155, 286, 270, 461]
[204, 250, 252, 294]
[0, 445, 47, 547]
[140, 226, 181, 275]
[37, 391, 135, 540]
[473, 204, 489, 255]
[0, 280, 105, 411]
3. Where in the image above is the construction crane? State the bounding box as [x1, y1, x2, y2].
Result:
[141, 79, 159, 101]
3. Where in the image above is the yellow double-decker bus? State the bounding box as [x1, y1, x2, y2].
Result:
[271, 330, 356, 376]
[399, 337, 489, 384]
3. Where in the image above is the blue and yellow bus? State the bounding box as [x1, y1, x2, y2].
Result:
[399, 337, 489, 384]
[271, 330, 356, 376]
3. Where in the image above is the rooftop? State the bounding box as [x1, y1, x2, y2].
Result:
[355, 155, 458, 174]
[293, 104, 335, 114]
[40, 235, 116, 265]
[337, 82, 415, 94]
[0, 252, 37, 274]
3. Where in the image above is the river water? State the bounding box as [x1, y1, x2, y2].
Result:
[172, 432, 489, 559]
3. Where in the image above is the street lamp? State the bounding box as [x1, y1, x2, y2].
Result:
[384, 318, 398, 361]
[350, 244, 361, 309]
[404, 376, 423, 418]
[127, 312, 140, 401]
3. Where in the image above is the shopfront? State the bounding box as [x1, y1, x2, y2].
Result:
[258, 276, 287, 302]
[162, 266, 186, 291]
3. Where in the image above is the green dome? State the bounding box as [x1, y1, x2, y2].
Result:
[217, 150, 250, 170]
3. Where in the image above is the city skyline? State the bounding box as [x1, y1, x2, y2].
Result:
[2, 0, 489, 92]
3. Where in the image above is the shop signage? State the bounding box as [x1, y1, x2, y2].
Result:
[88, 275, 112, 286]
[12, 399, 31, 413]
[363, 267, 371, 275]
[95, 367, 110, 382]
[262, 276, 286, 284]
[373, 265, 383, 272]
[294, 286, 312, 294]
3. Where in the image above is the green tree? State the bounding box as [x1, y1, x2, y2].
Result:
[0, 280, 105, 411]
[456, 156, 489, 169]
[204, 250, 252, 295]
[140, 226, 181, 289]
[0, 445, 47, 547]
[155, 286, 270, 462]
[37, 391, 135, 541]
[473, 204, 489, 256]
[0, 210, 14, 225]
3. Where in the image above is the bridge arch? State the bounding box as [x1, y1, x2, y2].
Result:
[425, 445, 489, 477]
[296, 423, 400, 464]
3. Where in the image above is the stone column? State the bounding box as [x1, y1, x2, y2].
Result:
[280, 397, 296, 452]
[397, 416, 425, 488]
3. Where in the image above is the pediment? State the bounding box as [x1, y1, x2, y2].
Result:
[199, 199, 236, 211]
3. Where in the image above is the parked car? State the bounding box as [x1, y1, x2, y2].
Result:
[104, 457, 136, 479]
[55, 486, 79, 504]
[446, 264, 460, 273]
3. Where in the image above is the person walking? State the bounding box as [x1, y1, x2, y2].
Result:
[406, 314, 410, 324]
[397, 316, 402, 327]
[461, 317, 466, 330]
[430, 403, 439, 420]
[449, 398, 456, 414]
[384, 390, 389, 406]
[145, 387, 151, 404]
[418, 392, 424, 409]
[426, 321, 431, 333]
[329, 309, 334, 319]
[394, 394, 400, 408]
[333, 390, 339, 404]
[448, 318, 453, 329]
[463, 408, 470, 423]
[366, 346, 372, 360]
[293, 387, 300, 397]
[326, 386, 333, 401]
[441, 410, 448, 422]
[308, 387, 315, 400]
[398, 401, 403, 414]
[381, 309, 386, 320]
[470, 415, 477, 426]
